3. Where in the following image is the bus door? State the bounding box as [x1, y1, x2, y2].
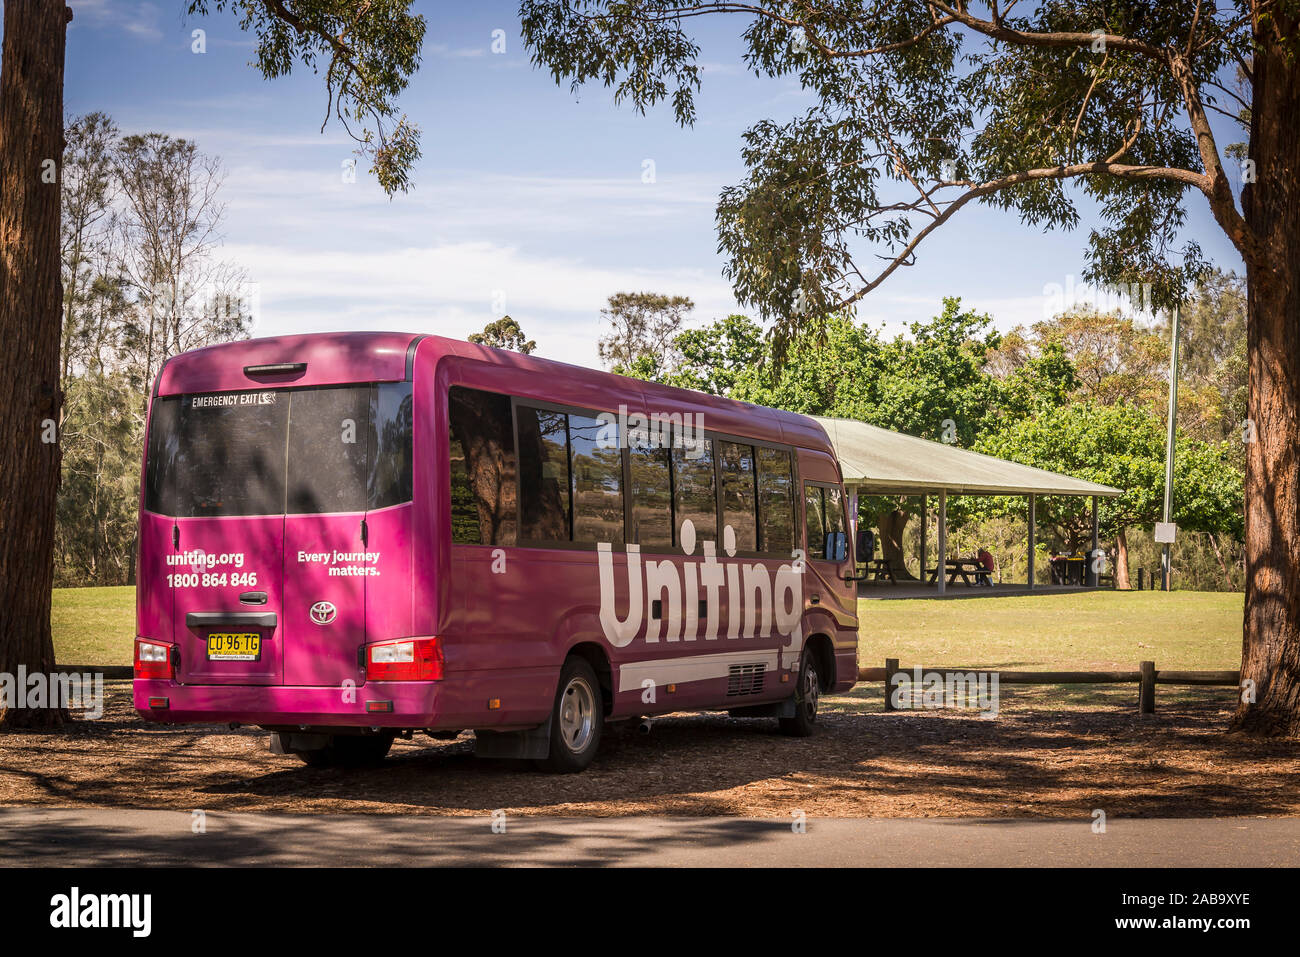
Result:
[359, 383, 415, 654]
[147, 390, 289, 687]
[278, 386, 371, 686]
[799, 476, 856, 663]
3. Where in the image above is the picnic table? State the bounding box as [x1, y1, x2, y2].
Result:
[858, 557, 896, 584]
[1050, 556, 1087, 585]
[927, 558, 988, 586]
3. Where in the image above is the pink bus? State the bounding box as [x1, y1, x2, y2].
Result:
[134, 332, 859, 771]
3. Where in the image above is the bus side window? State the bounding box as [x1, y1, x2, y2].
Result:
[569, 413, 624, 544]
[629, 433, 673, 549]
[719, 441, 758, 552]
[144, 397, 182, 515]
[671, 437, 716, 545]
[823, 487, 847, 562]
[517, 405, 571, 542]
[804, 484, 826, 560]
[448, 386, 517, 546]
[756, 446, 795, 556]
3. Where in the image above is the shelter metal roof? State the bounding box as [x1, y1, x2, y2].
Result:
[811, 415, 1123, 498]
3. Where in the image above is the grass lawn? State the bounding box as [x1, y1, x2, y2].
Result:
[842, 590, 1244, 713]
[51, 585, 135, 667]
[51, 585, 1244, 676]
[857, 589, 1242, 672]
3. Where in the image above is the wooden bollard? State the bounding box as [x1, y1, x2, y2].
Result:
[1139, 660, 1156, 714]
[884, 657, 899, 712]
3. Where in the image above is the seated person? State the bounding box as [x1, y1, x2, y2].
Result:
[976, 547, 995, 586]
[1048, 549, 1064, 584]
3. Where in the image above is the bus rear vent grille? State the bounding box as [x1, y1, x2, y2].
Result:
[727, 663, 766, 696]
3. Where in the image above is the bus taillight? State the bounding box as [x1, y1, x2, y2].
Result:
[366, 637, 444, 681]
[134, 639, 174, 680]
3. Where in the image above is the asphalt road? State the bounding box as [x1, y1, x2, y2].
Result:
[1, 808, 1297, 866]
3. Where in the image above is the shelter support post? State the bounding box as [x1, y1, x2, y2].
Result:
[919, 494, 927, 582]
[937, 490, 947, 596]
[1028, 494, 1036, 590]
[1089, 495, 1100, 587]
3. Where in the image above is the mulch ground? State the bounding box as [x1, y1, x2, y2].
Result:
[2, 681, 1298, 819]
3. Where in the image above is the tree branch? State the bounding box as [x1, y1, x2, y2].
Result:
[1166, 50, 1261, 263]
[925, 0, 1166, 58]
[836, 158, 1211, 310]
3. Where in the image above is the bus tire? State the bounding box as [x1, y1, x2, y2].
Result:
[539, 657, 603, 773]
[779, 651, 820, 737]
[297, 732, 394, 767]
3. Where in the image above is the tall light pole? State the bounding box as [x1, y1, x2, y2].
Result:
[1160, 304, 1181, 591]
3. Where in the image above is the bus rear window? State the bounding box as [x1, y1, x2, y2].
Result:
[146, 391, 288, 517]
[370, 381, 414, 510]
[145, 383, 412, 517]
[286, 387, 370, 514]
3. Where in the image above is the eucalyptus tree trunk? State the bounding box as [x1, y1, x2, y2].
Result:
[875, 509, 915, 580]
[0, 0, 71, 727]
[1114, 529, 1131, 590]
[1234, 25, 1300, 734]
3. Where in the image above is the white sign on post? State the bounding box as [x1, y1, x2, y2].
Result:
[1154, 522, 1178, 544]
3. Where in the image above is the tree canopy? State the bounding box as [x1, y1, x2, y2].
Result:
[975, 400, 1243, 549]
[597, 291, 695, 376]
[521, 1, 1263, 356]
[188, 0, 425, 195]
[622, 292, 1245, 566]
[469, 316, 538, 354]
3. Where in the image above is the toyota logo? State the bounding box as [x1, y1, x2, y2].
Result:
[309, 601, 337, 625]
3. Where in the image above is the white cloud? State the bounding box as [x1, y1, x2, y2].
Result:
[854, 283, 1160, 340]
[72, 0, 164, 41]
[428, 42, 490, 59]
[211, 163, 725, 241]
[229, 239, 742, 369]
[871, 291, 1053, 330]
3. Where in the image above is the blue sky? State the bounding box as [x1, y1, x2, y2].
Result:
[58, 0, 1244, 368]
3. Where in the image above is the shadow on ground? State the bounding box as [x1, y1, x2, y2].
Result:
[2, 680, 1298, 820]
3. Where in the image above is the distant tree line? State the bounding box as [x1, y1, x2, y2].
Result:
[55, 113, 251, 586]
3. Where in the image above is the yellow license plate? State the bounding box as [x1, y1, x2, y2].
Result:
[207, 633, 261, 661]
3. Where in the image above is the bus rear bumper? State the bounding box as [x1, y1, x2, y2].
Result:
[132, 678, 451, 729]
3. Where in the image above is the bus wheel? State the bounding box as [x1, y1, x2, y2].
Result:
[779, 652, 820, 737]
[297, 733, 394, 767]
[539, 658, 603, 773]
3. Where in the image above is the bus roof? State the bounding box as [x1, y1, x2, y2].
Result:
[154, 330, 836, 459]
[423, 335, 835, 457]
[154, 331, 421, 396]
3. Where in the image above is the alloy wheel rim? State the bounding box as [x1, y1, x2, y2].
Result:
[802, 665, 819, 720]
[559, 676, 596, 752]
